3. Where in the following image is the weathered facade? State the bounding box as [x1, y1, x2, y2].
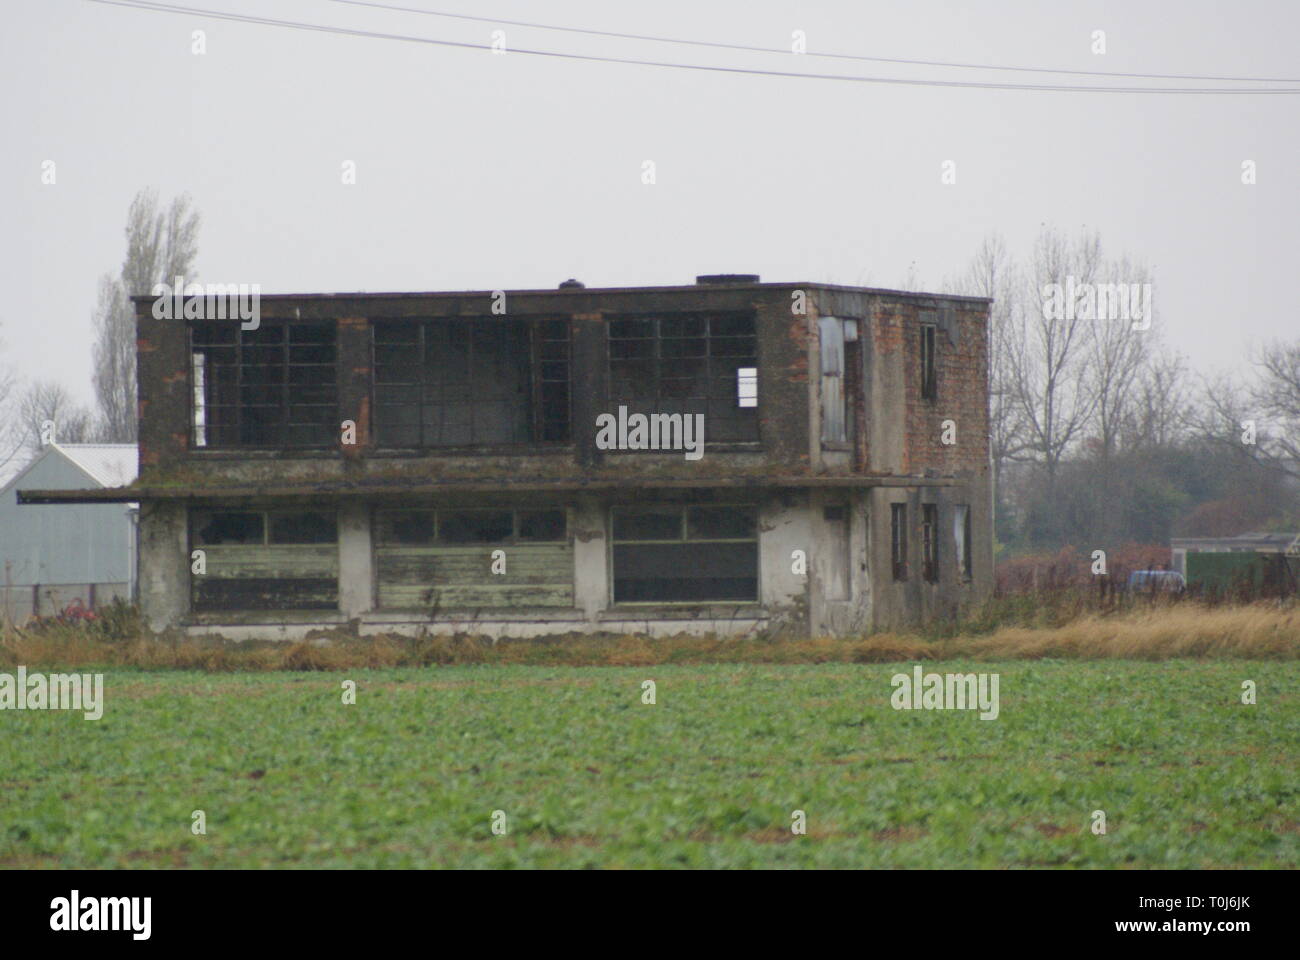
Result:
[20, 276, 993, 638]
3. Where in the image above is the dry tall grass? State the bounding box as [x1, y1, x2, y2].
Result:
[1, 602, 1296, 671]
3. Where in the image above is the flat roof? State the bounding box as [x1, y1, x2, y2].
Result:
[130, 280, 992, 306]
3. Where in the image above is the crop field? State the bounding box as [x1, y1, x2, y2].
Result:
[2, 660, 1297, 868]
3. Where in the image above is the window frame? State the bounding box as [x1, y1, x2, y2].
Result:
[605, 311, 760, 444]
[189, 321, 340, 449]
[370, 318, 572, 448]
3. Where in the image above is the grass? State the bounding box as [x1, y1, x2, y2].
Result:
[1, 660, 1297, 868]
[3, 600, 1297, 671]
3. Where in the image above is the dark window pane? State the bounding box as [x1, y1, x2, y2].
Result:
[269, 512, 336, 544]
[612, 509, 682, 541]
[438, 510, 513, 543]
[375, 511, 434, 545]
[687, 506, 757, 540]
[612, 542, 757, 602]
[194, 512, 264, 545]
[518, 509, 566, 541]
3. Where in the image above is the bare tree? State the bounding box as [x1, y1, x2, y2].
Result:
[91, 189, 201, 442]
[952, 233, 1031, 471]
[1124, 351, 1191, 450]
[1005, 227, 1103, 479]
[18, 381, 97, 450]
[1085, 254, 1153, 461]
[0, 321, 28, 478]
[1250, 338, 1300, 480]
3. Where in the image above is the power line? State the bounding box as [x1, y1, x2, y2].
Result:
[84, 0, 1300, 94]
[327, 0, 1300, 85]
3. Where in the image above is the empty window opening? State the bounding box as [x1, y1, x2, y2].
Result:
[920, 321, 938, 400]
[372, 318, 571, 447]
[190, 322, 338, 448]
[611, 504, 758, 603]
[891, 503, 908, 581]
[922, 504, 939, 582]
[606, 312, 758, 442]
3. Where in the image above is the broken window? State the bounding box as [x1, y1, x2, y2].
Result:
[611, 504, 758, 603]
[606, 312, 758, 442]
[922, 504, 939, 582]
[920, 319, 938, 400]
[891, 503, 908, 581]
[190, 322, 338, 448]
[820, 317, 846, 444]
[190, 509, 338, 611]
[372, 319, 570, 447]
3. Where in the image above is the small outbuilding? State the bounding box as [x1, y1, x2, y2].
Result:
[0, 443, 138, 622]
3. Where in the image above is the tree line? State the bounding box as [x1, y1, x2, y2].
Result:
[947, 229, 1300, 553]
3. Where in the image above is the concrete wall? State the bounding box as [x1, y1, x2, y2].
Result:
[161, 494, 822, 639]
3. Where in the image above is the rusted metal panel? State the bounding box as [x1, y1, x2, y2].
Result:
[375, 543, 573, 609]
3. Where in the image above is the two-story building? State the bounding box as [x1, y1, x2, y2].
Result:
[20, 275, 993, 638]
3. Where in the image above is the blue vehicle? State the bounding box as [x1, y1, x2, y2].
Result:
[1126, 570, 1186, 594]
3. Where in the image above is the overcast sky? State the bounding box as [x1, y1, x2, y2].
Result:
[2, 0, 1297, 409]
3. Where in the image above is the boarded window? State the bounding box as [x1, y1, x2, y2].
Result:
[611, 505, 758, 603]
[820, 317, 846, 444]
[891, 503, 908, 581]
[954, 504, 972, 580]
[606, 312, 758, 442]
[373, 508, 572, 609]
[920, 321, 938, 400]
[823, 505, 850, 601]
[372, 319, 570, 447]
[190, 509, 338, 610]
[190, 322, 338, 448]
[922, 504, 939, 582]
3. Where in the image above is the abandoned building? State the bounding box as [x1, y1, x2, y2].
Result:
[19, 276, 994, 638]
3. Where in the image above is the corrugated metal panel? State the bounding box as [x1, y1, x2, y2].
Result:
[376, 543, 573, 609]
[54, 444, 138, 487]
[0, 449, 135, 586]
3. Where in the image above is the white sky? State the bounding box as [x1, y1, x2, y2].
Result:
[2, 0, 1297, 408]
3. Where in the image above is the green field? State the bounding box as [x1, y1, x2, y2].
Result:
[2, 661, 1296, 868]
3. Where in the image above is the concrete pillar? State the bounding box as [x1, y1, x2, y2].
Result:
[572, 496, 607, 623]
[337, 500, 373, 618]
[139, 500, 189, 633]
